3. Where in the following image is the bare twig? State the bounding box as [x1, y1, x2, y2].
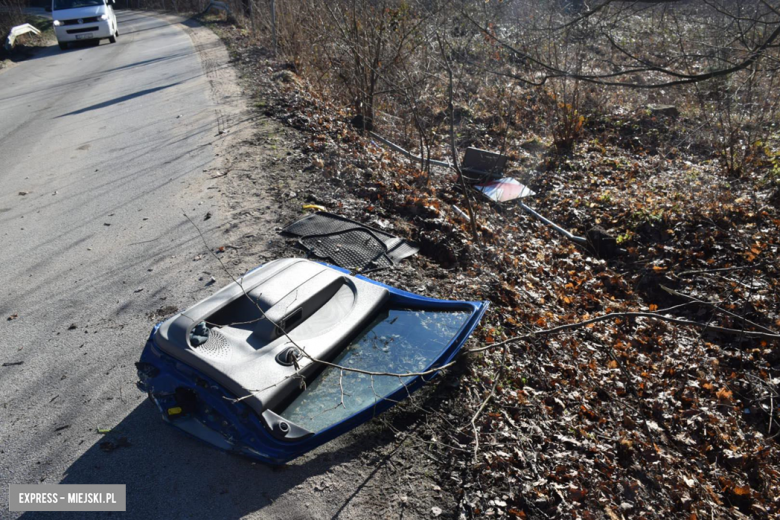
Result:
[471, 346, 507, 463]
[339, 369, 346, 409]
[436, 31, 480, 245]
[459, 3, 780, 89]
[660, 284, 777, 334]
[468, 310, 780, 354]
[676, 266, 753, 276]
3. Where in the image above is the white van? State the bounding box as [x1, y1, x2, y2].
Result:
[48, 0, 119, 50]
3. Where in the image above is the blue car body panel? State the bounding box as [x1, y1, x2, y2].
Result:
[137, 261, 488, 464]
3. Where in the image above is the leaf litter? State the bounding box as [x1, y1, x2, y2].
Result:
[201, 19, 780, 519]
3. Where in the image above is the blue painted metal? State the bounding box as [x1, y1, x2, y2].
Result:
[137, 262, 488, 464]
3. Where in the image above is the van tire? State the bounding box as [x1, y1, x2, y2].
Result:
[58, 42, 68, 50]
[109, 32, 117, 44]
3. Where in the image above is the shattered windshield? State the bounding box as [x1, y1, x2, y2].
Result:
[279, 306, 470, 433]
[53, 0, 104, 10]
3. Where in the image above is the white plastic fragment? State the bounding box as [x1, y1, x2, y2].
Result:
[5, 24, 41, 51]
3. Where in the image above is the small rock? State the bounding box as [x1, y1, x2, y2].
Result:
[520, 139, 548, 154]
[100, 437, 131, 453]
[18, 191, 29, 196]
[67, 324, 77, 330]
[431, 506, 442, 517]
[134, 288, 144, 293]
[646, 104, 679, 118]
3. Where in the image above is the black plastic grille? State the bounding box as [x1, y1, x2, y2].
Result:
[66, 26, 99, 34]
[63, 17, 99, 25]
[282, 212, 418, 271]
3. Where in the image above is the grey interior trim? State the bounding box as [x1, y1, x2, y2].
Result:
[154, 259, 389, 435]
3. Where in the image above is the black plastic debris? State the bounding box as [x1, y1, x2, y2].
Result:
[281, 212, 418, 271]
[460, 147, 508, 183]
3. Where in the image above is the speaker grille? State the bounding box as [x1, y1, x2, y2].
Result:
[195, 328, 231, 359]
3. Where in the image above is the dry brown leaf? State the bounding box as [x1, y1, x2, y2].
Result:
[705, 485, 723, 505]
[716, 388, 733, 402]
[568, 486, 587, 501]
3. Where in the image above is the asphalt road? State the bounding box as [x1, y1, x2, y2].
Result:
[0, 7, 234, 512]
[0, 12, 417, 520]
